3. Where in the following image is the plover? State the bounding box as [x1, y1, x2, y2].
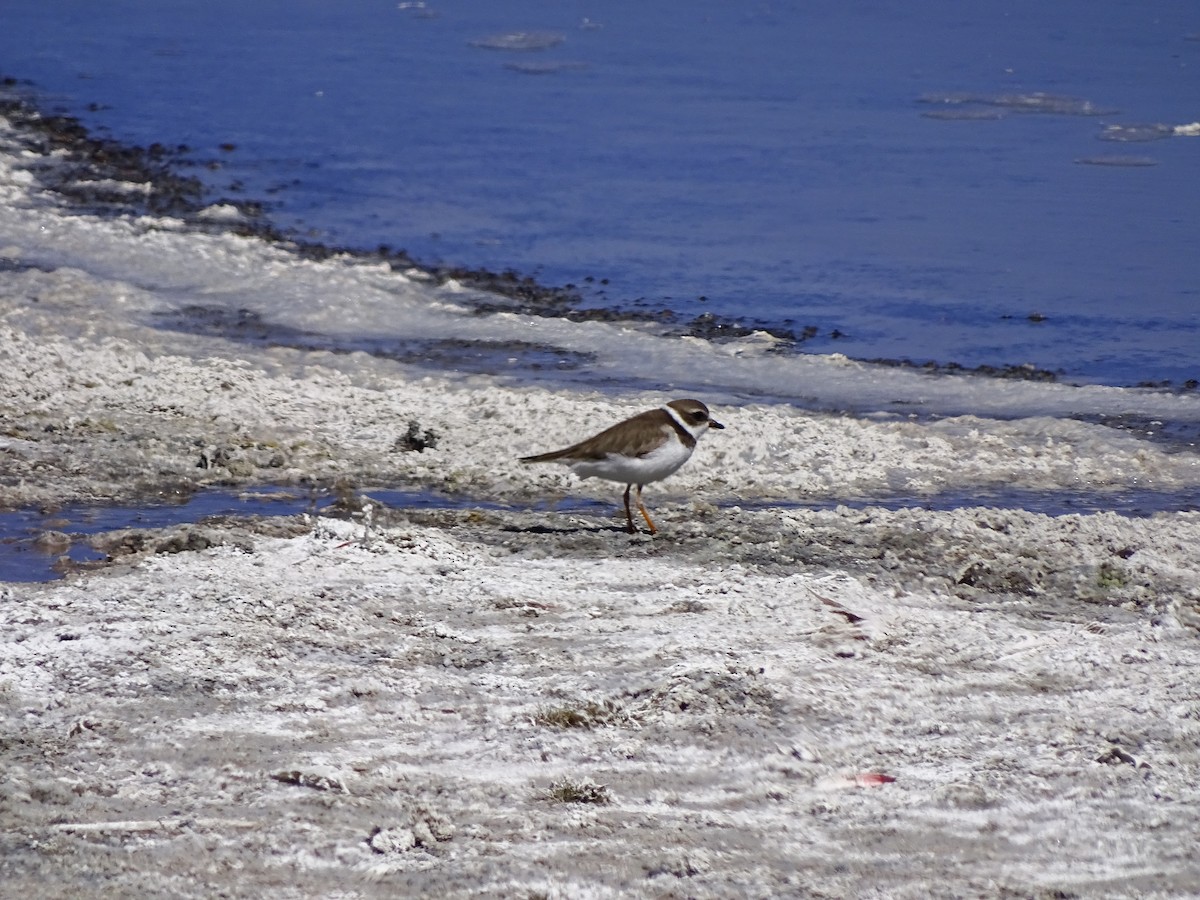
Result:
[520, 399, 724, 534]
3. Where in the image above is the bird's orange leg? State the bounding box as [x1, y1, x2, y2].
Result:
[635, 484, 658, 534]
[622, 484, 637, 533]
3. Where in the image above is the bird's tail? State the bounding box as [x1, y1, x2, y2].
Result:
[519, 449, 572, 464]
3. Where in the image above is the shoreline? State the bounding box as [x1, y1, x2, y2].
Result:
[5, 78, 1198, 393]
[3, 82, 1200, 897]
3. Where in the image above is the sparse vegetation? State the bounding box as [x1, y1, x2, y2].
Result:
[1097, 561, 1128, 589]
[533, 699, 636, 729]
[544, 777, 611, 805]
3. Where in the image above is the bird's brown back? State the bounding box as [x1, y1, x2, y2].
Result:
[519, 408, 672, 463]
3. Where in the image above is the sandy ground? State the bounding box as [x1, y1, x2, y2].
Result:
[3, 293, 1200, 898]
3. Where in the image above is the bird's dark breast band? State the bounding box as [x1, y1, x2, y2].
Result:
[663, 413, 697, 450]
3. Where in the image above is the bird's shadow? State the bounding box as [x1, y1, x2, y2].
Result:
[510, 497, 647, 536]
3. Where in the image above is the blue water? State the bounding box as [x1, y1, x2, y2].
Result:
[2, 0, 1198, 386]
[0, 486, 479, 583]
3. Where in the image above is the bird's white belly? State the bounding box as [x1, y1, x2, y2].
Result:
[569, 440, 694, 486]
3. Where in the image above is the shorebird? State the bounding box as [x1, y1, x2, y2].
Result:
[519, 399, 724, 534]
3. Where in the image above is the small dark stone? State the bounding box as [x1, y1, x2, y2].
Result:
[395, 421, 439, 453]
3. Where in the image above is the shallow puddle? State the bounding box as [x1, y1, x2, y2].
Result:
[0, 486, 481, 583]
[2, 483, 1197, 584]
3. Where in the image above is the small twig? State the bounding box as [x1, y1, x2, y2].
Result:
[48, 817, 257, 834]
[814, 593, 866, 624]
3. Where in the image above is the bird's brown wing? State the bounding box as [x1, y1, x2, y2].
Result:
[519, 409, 668, 462]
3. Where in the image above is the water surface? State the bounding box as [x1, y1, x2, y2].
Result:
[1, 0, 1197, 384]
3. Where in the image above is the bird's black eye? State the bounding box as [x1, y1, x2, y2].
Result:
[693, 411, 708, 421]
